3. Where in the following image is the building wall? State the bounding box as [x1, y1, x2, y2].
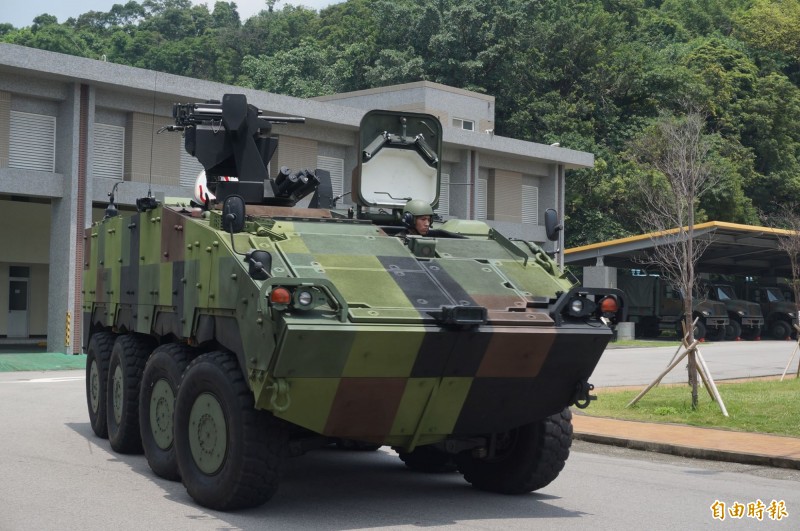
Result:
[0, 43, 593, 350]
[0, 200, 51, 337]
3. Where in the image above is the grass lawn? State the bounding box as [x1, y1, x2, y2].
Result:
[584, 377, 800, 438]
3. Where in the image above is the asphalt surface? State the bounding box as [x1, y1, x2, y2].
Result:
[2, 339, 799, 471]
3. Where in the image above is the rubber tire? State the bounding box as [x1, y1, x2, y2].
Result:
[175, 351, 289, 510]
[336, 439, 382, 451]
[85, 331, 116, 439]
[637, 317, 659, 339]
[724, 320, 742, 341]
[398, 445, 456, 473]
[456, 408, 573, 494]
[139, 343, 192, 481]
[106, 333, 156, 454]
[770, 320, 791, 340]
[677, 319, 706, 341]
[705, 326, 725, 342]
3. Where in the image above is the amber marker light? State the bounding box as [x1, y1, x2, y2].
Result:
[600, 296, 619, 314]
[270, 287, 292, 305]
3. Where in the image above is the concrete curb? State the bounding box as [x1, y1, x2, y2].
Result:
[573, 432, 800, 470]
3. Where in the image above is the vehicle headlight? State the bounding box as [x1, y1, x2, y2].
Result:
[701, 310, 710, 316]
[737, 310, 745, 316]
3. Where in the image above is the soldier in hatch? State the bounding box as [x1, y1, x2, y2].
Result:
[399, 199, 433, 237]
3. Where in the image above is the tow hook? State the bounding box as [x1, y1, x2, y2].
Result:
[572, 381, 596, 409]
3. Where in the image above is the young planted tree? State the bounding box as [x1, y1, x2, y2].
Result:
[628, 110, 721, 409]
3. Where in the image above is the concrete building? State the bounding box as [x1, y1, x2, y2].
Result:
[0, 43, 593, 353]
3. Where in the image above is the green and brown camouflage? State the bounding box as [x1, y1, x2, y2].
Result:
[82, 94, 625, 509]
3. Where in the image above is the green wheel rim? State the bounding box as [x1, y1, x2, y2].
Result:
[150, 378, 175, 450]
[89, 359, 100, 414]
[112, 365, 124, 424]
[188, 392, 227, 475]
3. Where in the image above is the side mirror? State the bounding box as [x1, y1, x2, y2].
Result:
[246, 250, 272, 280]
[545, 208, 562, 241]
[222, 194, 246, 233]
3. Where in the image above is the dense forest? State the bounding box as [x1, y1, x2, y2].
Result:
[3, 0, 800, 247]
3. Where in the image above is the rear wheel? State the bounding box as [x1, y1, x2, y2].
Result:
[107, 333, 156, 454]
[85, 331, 116, 438]
[139, 343, 192, 480]
[175, 351, 289, 510]
[456, 408, 572, 494]
[398, 445, 456, 473]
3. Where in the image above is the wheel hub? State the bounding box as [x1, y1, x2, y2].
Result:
[150, 379, 175, 450]
[89, 360, 100, 413]
[188, 392, 227, 475]
[112, 365, 123, 424]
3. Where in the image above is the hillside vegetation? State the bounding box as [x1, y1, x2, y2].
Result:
[4, 0, 800, 247]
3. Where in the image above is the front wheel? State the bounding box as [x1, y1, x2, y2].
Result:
[175, 351, 289, 510]
[456, 408, 572, 494]
[724, 320, 742, 341]
[770, 320, 791, 340]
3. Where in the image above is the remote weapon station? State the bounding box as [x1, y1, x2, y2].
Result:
[83, 94, 625, 510]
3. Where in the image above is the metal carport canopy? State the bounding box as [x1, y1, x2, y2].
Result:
[564, 221, 797, 277]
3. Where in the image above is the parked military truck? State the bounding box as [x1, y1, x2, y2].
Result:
[699, 280, 764, 340]
[744, 285, 797, 339]
[83, 94, 625, 510]
[618, 274, 728, 340]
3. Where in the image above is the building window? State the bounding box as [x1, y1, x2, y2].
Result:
[522, 185, 539, 224]
[94, 123, 125, 180]
[9, 111, 56, 172]
[452, 118, 475, 131]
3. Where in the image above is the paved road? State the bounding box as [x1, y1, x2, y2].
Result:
[591, 339, 798, 387]
[1, 370, 798, 530]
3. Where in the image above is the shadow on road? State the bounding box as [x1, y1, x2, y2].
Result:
[67, 421, 585, 529]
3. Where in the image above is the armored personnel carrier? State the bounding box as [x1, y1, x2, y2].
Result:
[83, 94, 625, 510]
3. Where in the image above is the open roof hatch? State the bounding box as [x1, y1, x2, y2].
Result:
[354, 110, 443, 211]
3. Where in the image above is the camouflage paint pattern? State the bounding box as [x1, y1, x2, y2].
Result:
[84, 203, 612, 450]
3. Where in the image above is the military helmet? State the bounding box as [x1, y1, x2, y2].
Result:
[403, 199, 434, 218]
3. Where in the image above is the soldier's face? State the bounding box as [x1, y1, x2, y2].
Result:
[415, 215, 431, 235]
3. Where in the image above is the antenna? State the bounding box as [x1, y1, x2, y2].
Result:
[147, 72, 158, 200]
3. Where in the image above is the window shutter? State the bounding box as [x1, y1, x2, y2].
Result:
[94, 124, 125, 180]
[522, 185, 539, 224]
[180, 148, 205, 188]
[316, 155, 344, 200]
[435, 173, 450, 216]
[9, 111, 55, 172]
[476, 178, 487, 220]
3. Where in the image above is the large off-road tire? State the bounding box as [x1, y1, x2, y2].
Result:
[724, 319, 742, 341]
[139, 343, 192, 481]
[677, 319, 706, 341]
[175, 351, 289, 510]
[770, 320, 791, 340]
[637, 317, 659, 339]
[106, 333, 156, 454]
[398, 445, 456, 473]
[456, 408, 572, 494]
[705, 326, 725, 342]
[85, 331, 116, 439]
[336, 439, 382, 451]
